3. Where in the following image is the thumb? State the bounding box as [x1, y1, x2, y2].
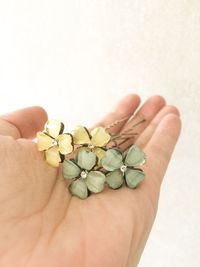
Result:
[0, 106, 48, 139]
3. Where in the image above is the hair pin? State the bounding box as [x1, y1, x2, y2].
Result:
[36, 116, 146, 199]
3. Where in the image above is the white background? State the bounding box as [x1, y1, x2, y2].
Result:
[0, 1, 200, 266]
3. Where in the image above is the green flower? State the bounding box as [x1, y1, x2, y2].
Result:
[63, 150, 106, 199]
[101, 145, 146, 189]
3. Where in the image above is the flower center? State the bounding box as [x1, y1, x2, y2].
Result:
[88, 143, 95, 149]
[120, 165, 127, 173]
[52, 139, 58, 146]
[81, 170, 88, 179]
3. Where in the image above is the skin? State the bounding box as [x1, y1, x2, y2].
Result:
[0, 95, 181, 267]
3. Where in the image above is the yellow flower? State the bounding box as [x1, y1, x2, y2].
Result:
[72, 126, 111, 165]
[37, 120, 73, 167]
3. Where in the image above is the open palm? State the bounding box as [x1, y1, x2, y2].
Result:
[0, 95, 181, 267]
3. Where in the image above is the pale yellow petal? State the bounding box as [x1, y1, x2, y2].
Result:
[58, 134, 73, 155]
[45, 120, 64, 138]
[45, 146, 61, 167]
[91, 127, 111, 147]
[93, 147, 106, 166]
[36, 132, 54, 151]
[72, 126, 91, 145]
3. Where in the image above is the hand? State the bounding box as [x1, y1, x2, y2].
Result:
[0, 95, 181, 267]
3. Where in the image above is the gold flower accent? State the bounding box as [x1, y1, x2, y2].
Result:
[72, 126, 111, 165]
[37, 120, 73, 167]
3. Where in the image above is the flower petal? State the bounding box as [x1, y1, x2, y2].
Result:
[92, 147, 106, 166]
[101, 149, 123, 171]
[58, 134, 74, 154]
[74, 146, 90, 157]
[36, 132, 54, 151]
[125, 145, 146, 167]
[86, 171, 105, 193]
[45, 120, 64, 139]
[63, 160, 81, 179]
[90, 127, 111, 147]
[106, 170, 124, 189]
[72, 126, 91, 145]
[45, 146, 62, 167]
[69, 179, 88, 199]
[125, 168, 145, 188]
[76, 150, 97, 170]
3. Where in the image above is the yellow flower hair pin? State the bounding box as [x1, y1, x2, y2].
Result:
[72, 126, 111, 165]
[67, 117, 145, 167]
[36, 120, 74, 167]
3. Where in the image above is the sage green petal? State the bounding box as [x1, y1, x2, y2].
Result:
[101, 149, 123, 171]
[106, 170, 124, 189]
[86, 171, 106, 193]
[69, 179, 88, 199]
[125, 145, 146, 167]
[63, 160, 81, 179]
[125, 168, 145, 189]
[76, 150, 97, 170]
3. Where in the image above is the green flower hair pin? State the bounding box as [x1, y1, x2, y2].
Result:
[101, 145, 146, 190]
[36, 116, 146, 199]
[63, 150, 106, 199]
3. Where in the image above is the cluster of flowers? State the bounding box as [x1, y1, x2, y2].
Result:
[37, 120, 146, 199]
